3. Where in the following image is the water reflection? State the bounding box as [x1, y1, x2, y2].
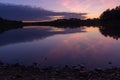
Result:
[0, 26, 86, 46]
[0, 26, 120, 69]
[99, 25, 120, 40]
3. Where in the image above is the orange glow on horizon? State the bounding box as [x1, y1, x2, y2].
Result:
[85, 27, 99, 32]
[49, 16, 64, 20]
[86, 13, 100, 19]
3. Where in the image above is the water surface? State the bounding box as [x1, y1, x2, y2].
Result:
[0, 26, 120, 69]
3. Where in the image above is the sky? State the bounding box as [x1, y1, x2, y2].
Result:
[0, 0, 120, 18]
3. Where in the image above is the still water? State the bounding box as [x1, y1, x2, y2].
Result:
[0, 26, 120, 69]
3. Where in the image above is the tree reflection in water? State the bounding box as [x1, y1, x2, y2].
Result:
[99, 24, 120, 40]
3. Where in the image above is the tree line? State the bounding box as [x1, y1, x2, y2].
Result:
[0, 5, 120, 28]
[100, 6, 120, 22]
[0, 17, 22, 33]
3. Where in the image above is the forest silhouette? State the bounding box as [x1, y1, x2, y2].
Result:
[100, 6, 120, 23]
[23, 5, 120, 27]
[0, 17, 22, 33]
[0, 5, 120, 33]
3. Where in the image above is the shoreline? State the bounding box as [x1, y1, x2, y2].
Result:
[0, 62, 120, 80]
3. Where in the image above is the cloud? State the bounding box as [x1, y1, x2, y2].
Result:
[57, 0, 120, 18]
[0, 0, 120, 18]
[0, 3, 86, 21]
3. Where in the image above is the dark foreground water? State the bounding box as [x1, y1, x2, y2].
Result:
[0, 26, 120, 69]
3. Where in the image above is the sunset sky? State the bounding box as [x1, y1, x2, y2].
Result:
[0, 0, 120, 18]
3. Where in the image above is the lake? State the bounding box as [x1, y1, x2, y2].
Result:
[0, 26, 120, 69]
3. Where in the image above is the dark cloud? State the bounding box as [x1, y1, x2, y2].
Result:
[0, 3, 87, 21]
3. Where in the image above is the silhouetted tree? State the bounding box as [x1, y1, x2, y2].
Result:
[0, 17, 22, 33]
[100, 6, 120, 22]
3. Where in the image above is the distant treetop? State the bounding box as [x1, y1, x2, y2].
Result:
[100, 5, 120, 22]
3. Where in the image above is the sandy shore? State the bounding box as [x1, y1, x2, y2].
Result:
[0, 62, 120, 80]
